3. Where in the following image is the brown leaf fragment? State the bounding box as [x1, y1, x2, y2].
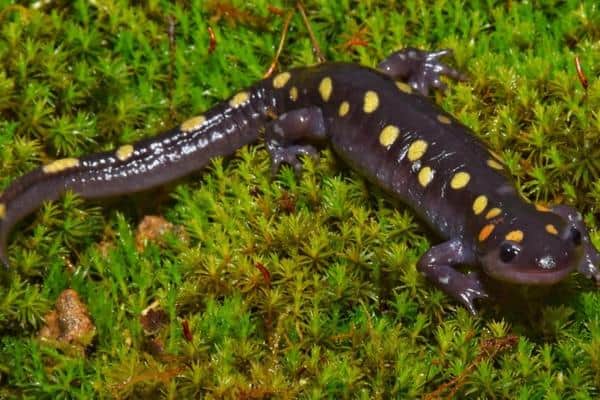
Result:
[135, 215, 174, 251]
[140, 300, 169, 335]
[39, 289, 96, 347]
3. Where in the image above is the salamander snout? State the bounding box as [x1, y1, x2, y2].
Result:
[479, 214, 583, 285]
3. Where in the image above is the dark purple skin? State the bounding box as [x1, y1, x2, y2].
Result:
[0, 48, 598, 313]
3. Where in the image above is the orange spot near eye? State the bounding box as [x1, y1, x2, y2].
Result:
[535, 203, 551, 212]
[479, 224, 495, 242]
[505, 230, 524, 242]
[546, 224, 558, 235]
[485, 207, 502, 219]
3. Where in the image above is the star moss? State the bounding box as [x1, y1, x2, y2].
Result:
[0, 0, 599, 398]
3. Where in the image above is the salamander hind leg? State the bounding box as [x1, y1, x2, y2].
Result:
[265, 107, 327, 176]
[417, 238, 488, 314]
[377, 48, 466, 95]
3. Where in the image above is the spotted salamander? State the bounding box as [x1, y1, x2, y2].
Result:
[1, 48, 599, 313]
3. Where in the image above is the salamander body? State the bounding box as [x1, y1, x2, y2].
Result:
[1, 48, 598, 313]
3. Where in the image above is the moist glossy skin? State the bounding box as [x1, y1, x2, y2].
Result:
[0, 48, 598, 313]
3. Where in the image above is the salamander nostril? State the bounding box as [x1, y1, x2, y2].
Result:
[499, 243, 520, 263]
[570, 227, 582, 246]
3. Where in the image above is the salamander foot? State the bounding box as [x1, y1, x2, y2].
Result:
[264, 107, 327, 176]
[378, 47, 466, 95]
[267, 144, 319, 176]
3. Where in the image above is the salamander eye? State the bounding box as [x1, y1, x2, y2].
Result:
[499, 243, 520, 263]
[569, 227, 582, 246]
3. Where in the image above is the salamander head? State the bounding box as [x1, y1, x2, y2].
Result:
[477, 204, 582, 285]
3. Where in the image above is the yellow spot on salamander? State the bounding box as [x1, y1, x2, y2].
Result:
[535, 203, 551, 212]
[339, 101, 350, 117]
[181, 115, 206, 133]
[319, 77, 333, 102]
[289, 86, 298, 101]
[43, 158, 80, 174]
[116, 144, 135, 161]
[363, 90, 379, 113]
[505, 230, 524, 242]
[472, 195, 488, 215]
[479, 224, 495, 242]
[437, 115, 451, 124]
[450, 171, 470, 189]
[407, 140, 428, 162]
[418, 166, 435, 187]
[273, 72, 291, 88]
[485, 207, 502, 219]
[229, 91, 249, 108]
[395, 81, 412, 93]
[546, 224, 558, 235]
[379, 125, 399, 147]
[0, 203, 5, 220]
[487, 159, 503, 170]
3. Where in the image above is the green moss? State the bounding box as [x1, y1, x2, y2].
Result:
[0, 0, 600, 398]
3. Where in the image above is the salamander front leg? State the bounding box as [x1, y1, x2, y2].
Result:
[265, 107, 327, 175]
[417, 239, 488, 314]
[378, 48, 466, 95]
[551, 205, 600, 284]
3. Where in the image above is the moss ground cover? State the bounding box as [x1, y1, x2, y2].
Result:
[0, 0, 599, 398]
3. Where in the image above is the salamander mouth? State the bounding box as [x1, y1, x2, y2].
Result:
[483, 264, 575, 285]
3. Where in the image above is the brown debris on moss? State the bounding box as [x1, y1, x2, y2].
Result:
[135, 215, 175, 251]
[38, 289, 96, 348]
